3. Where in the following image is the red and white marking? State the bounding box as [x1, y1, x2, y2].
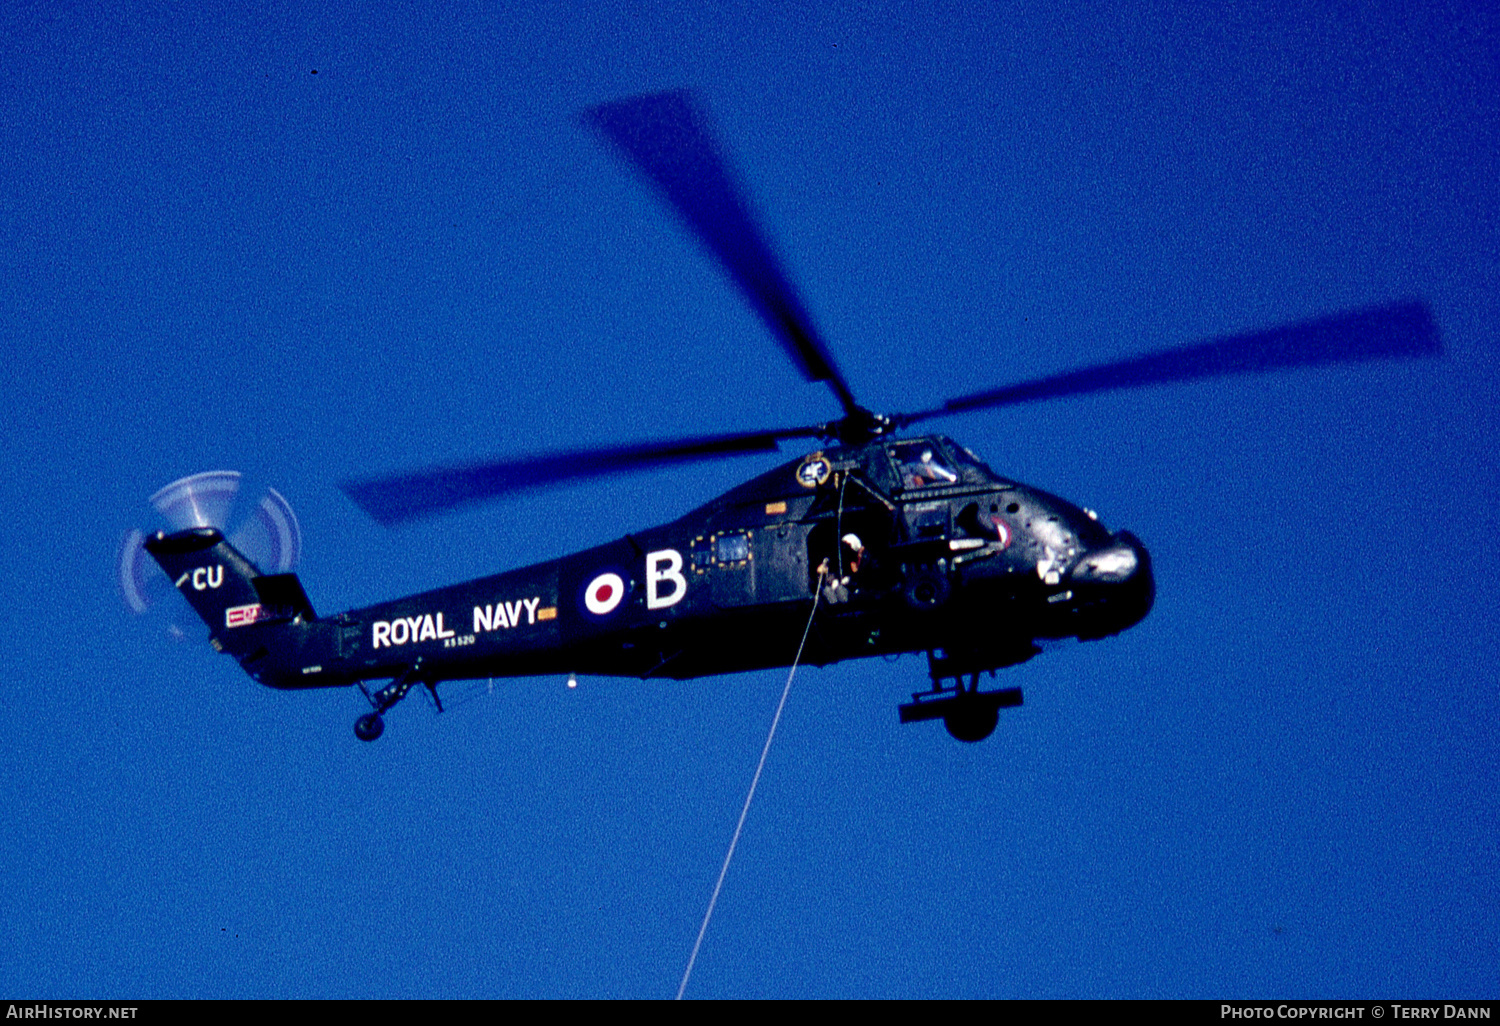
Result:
[225, 603, 264, 628]
[584, 572, 625, 615]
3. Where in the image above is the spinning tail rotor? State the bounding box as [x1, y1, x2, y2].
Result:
[118, 471, 301, 631]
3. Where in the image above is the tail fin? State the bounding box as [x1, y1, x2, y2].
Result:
[143, 527, 315, 653]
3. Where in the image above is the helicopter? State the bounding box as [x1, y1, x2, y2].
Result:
[132, 91, 1439, 744]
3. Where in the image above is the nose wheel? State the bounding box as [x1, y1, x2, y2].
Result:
[354, 712, 385, 741]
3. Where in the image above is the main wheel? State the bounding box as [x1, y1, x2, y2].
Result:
[944, 701, 998, 743]
[354, 712, 385, 742]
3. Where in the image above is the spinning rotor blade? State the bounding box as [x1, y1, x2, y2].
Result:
[341, 425, 826, 526]
[151, 470, 241, 531]
[120, 471, 302, 623]
[121, 471, 244, 616]
[900, 300, 1440, 425]
[227, 487, 301, 574]
[118, 527, 158, 614]
[584, 91, 862, 418]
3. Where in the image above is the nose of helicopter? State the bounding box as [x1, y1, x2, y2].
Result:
[1069, 531, 1155, 637]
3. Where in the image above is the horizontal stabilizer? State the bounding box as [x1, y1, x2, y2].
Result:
[253, 573, 316, 622]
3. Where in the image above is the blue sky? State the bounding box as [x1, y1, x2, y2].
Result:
[2, 0, 1496, 998]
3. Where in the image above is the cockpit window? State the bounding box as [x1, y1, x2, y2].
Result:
[948, 443, 1012, 487]
[889, 440, 959, 490]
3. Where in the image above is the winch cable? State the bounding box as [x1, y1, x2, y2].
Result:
[676, 567, 827, 1000]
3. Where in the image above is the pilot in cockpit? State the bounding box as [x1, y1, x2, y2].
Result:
[895, 444, 959, 489]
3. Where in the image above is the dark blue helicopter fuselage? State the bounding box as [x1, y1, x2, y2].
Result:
[146, 435, 1153, 705]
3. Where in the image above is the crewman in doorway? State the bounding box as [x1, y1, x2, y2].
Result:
[819, 533, 868, 605]
[841, 533, 865, 578]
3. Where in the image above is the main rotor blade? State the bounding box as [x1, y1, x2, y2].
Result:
[342, 426, 825, 526]
[901, 300, 1440, 425]
[583, 91, 862, 418]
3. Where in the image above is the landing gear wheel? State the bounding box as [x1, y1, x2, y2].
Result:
[353, 668, 424, 742]
[944, 699, 998, 743]
[354, 712, 385, 742]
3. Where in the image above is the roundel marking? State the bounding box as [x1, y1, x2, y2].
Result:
[584, 572, 626, 616]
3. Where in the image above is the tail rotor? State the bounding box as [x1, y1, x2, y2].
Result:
[118, 471, 302, 634]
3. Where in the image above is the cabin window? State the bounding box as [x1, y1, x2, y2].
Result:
[715, 532, 750, 563]
[904, 501, 949, 539]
